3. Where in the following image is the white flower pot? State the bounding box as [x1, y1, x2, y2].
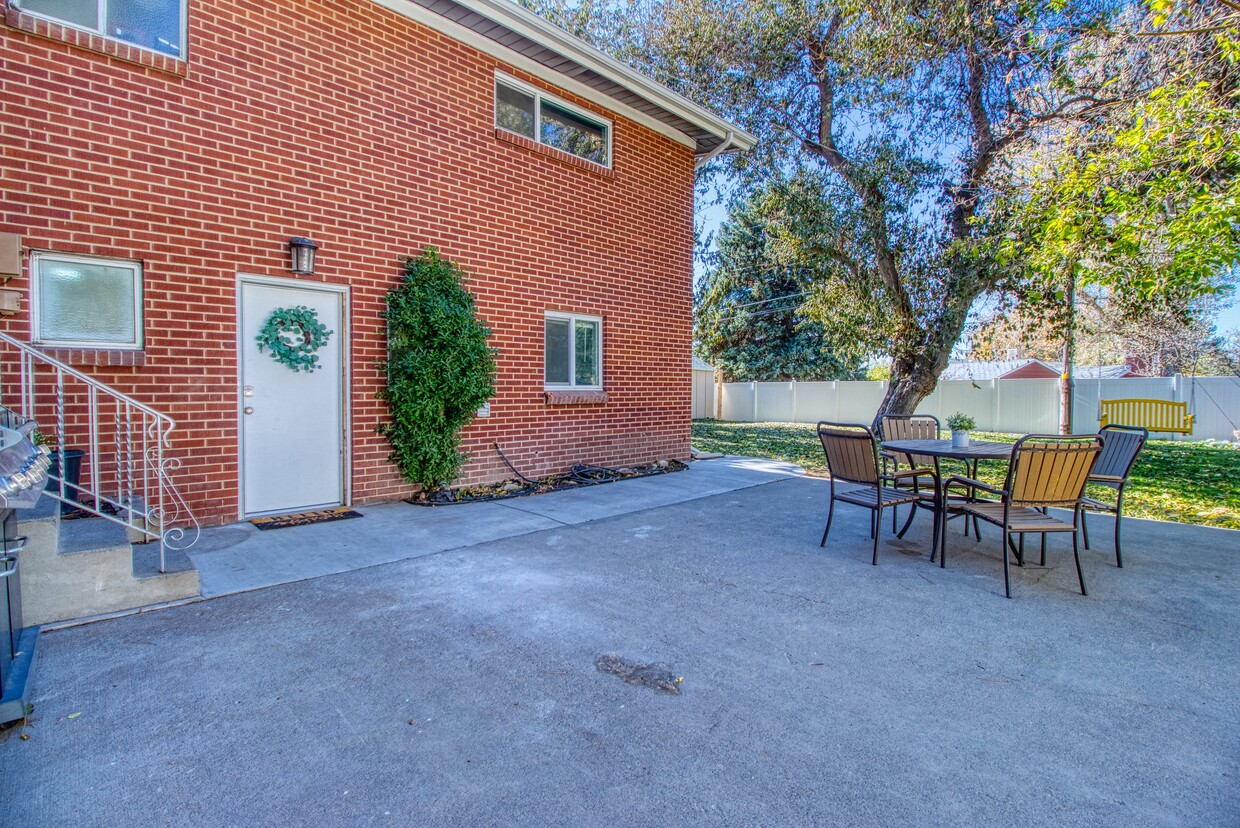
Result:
[951, 430, 970, 448]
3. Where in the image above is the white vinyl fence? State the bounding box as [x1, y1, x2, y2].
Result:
[703, 376, 1240, 441]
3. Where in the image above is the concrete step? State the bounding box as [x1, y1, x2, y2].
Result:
[16, 496, 200, 626]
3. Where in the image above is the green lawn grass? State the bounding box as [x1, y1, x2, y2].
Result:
[691, 420, 1240, 530]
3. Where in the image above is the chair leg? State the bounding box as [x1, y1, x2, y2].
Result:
[1081, 509, 1091, 550]
[1113, 507, 1124, 569]
[1039, 531, 1047, 567]
[1073, 527, 1088, 596]
[938, 505, 948, 569]
[820, 496, 835, 547]
[869, 510, 876, 539]
[1018, 533, 1025, 567]
[973, 515, 981, 542]
[896, 504, 917, 538]
[872, 508, 881, 565]
[1002, 530, 1012, 598]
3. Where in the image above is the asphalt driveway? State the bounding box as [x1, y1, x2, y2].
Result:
[2, 474, 1237, 826]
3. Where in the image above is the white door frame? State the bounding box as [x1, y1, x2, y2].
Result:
[236, 274, 352, 519]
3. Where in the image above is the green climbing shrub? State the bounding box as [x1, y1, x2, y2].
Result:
[378, 247, 497, 491]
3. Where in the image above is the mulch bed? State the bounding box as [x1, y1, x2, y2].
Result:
[404, 459, 688, 506]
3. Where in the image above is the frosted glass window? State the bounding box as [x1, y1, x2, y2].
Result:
[545, 313, 602, 388]
[34, 254, 143, 348]
[17, 0, 96, 28]
[17, 0, 185, 57]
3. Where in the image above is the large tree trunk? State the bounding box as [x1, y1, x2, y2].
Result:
[872, 349, 953, 436]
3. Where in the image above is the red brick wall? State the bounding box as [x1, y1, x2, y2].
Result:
[0, 0, 696, 526]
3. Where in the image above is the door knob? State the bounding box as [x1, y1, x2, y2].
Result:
[244, 407, 254, 415]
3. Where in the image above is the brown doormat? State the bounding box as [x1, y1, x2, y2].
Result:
[250, 507, 362, 530]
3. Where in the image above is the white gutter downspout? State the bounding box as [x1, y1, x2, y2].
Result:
[695, 131, 736, 169]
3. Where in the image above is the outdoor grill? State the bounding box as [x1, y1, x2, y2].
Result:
[0, 413, 49, 724]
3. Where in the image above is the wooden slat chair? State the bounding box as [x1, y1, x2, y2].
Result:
[1081, 425, 1148, 568]
[940, 434, 1102, 598]
[1099, 398, 1193, 435]
[817, 421, 938, 565]
[881, 413, 980, 541]
[880, 414, 941, 532]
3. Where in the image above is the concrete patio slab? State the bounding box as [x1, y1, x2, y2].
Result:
[2, 475, 1235, 827]
[186, 457, 801, 598]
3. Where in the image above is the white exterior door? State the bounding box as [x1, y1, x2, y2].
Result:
[239, 279, 345, 516]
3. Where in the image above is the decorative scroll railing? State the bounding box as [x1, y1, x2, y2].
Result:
[0, 333, 199, 571]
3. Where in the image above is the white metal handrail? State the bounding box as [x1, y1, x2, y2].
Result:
[0, 332, 199, 570]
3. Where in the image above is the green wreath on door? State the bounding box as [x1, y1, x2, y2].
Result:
[256, 306, 333, 373]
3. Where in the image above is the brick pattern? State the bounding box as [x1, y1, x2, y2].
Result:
[0, 0, 695, 527]
[40, 348, 146, 368]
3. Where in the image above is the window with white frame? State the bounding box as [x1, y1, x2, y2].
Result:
[14, 0, 185, 57]
[544, 313, 601, 389]
[32, 252, 144, 349]
[496, 76, 611, 167]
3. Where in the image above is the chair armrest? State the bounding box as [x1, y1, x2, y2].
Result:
[889, 467, 937, 481]
[942, 475, 1005, 497]
[1088, 473, 1125, 484]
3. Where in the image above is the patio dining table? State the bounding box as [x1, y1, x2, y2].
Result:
[881, 438, 1016, 555]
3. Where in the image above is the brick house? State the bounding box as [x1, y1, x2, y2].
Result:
[0, 0, 754, 526]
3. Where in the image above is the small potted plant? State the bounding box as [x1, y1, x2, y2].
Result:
[946, 412, 976, 449]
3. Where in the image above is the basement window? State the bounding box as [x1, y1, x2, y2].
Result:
[13, 0, 186, 58]
[495, 75, 611, 167]
[545, 313, 602, 389]
[31, 252, 144, 349]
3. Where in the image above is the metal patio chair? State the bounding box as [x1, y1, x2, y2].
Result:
[940, 434, 1102, 598]
[1081, 425, 1148, 568]
[881, 413, 980, 542]
[882, 414, 946, 531]
[817, 421, 938, 565]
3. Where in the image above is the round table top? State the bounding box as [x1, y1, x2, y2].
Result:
[883, 438, 1014, 461]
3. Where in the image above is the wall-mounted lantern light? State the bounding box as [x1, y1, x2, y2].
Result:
[289, 237, 318, 275]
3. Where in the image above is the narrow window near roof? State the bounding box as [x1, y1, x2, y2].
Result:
[495, 76, 611, 167]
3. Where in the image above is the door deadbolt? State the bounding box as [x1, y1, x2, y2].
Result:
[243, 386, 254, 397]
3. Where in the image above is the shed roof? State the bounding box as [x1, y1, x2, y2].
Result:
[692, 356, 715, 372]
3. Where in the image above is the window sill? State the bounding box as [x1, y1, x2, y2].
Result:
[495, 129, 614, 178]
[544, 389, 609, 405]
[4, 5, 188, 77]
[37, 346, 145, 367]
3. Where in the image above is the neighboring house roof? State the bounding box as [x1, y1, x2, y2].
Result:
[692, 356, 715, 372]
[941, 360, 1052, 381]
[942, 359, 1141, 381]
[1074, 365, 1141, 379]
[374, 0, 757, 156]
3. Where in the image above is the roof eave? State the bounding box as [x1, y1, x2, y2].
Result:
[387, 0, 756, 154]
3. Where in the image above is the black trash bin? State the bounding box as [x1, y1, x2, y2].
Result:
[46, 449, 85, 514]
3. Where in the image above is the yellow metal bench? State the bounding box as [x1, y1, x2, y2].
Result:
[1099, 398, 1194, 435]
